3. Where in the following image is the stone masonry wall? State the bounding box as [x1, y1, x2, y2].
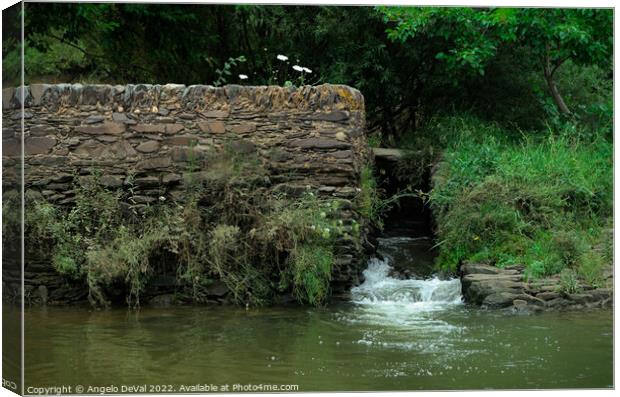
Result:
[2, 83, 370, 304]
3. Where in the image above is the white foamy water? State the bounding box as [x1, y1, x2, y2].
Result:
[339, 253, 464, 344]
[351, 257, 462, 309]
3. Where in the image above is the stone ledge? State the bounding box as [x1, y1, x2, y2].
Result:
[2, 83, 364, 112]
[372, 147, 405, 162]
[460, 261, 613, 312]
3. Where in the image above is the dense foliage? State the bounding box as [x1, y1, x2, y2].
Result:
[4, 4, 611, 137]
[379, 7, 612, 115]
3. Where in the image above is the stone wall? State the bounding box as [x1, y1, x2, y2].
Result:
[2, 83, 371, 304]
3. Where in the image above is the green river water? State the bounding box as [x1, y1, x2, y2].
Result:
[19, 236, 614, 392]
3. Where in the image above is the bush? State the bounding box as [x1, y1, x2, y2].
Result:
[429, 116, 612, 281]
[577, 251, 606, 288]
[558, 268, 582, 294]
[289, 243, 333, 306]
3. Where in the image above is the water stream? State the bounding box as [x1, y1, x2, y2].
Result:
[20, 236, 613, 391]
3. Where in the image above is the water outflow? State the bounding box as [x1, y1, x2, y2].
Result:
[342, 253, 464, 348]
[351, 257, 462, 310]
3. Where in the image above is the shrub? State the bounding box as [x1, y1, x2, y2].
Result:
[429, 116, 612, 280]
[558, 268, 582, 294]
[577, 251, 606, 288]
[289, 243, 333, 306]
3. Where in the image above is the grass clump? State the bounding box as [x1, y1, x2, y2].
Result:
[429, 116, 612, 285]
[558, 268, 582, 294]
[288, 243, 334, 306]
[358, 164, 384, 229]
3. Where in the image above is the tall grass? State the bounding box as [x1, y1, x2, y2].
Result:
[429, 116, 612, 283]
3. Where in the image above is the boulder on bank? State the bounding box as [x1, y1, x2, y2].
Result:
[460, 261, 613, 312]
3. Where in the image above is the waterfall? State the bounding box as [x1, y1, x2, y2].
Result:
[341, 254, 464, 347]
[351, 257, 462, 308]
[340, 236, 463, 335]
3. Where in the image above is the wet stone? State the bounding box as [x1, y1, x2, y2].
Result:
[482, 292, 519, 308]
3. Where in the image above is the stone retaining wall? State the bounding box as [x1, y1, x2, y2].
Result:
[2, 83, 371, 304]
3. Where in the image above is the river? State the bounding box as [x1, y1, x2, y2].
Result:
[21, 236, 613, 391]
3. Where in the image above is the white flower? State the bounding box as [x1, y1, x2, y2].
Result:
[238, 74, 248, 80]
[159, 196, 166, 202]
[277, 54, 288, 61]
[292, 65, 303, 72]
[302, 67, 312, 74]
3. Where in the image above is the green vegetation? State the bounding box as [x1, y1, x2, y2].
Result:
[427, 116, 612, 284]
[378, 7, 612, 116]
[558, 269, 582, 295]
[358, 165, 383, 229]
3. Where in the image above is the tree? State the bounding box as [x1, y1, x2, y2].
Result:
[378, 7, 613, 115]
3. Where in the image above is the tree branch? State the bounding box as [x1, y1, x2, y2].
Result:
[550, 55, 570, 77]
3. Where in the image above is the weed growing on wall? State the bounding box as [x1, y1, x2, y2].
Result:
[15, 149, 357, 307]
[358, 165, 383, 229]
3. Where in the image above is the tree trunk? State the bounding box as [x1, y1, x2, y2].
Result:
[543, 48, 571, 115]
[544, 70, 571, 115]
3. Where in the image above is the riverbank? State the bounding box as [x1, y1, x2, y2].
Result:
[460, 262, 613, 312]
